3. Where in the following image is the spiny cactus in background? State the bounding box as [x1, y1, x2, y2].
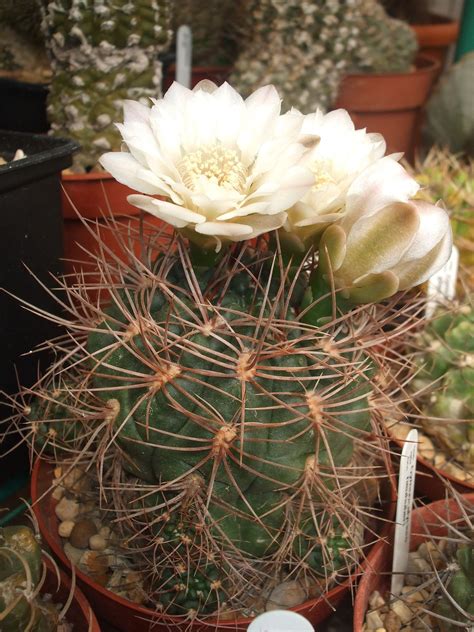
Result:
[434, 541, 474, 630]
[425, 52, 474, 157]
[171, 0, 245, 66]
[0, 526, 58, 631]
[41, 0, 173, 172]
[413, 302, 474, 478]
[230, 0, 417, 113]
[409, 148, 474, 289]
[8, 237, 412, 619]
[0, 1, 50, 83]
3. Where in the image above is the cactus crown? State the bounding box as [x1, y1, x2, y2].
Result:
[3, 232, 419, 620]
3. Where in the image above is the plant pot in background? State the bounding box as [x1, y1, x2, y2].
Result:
[411, 14, 460, 68]
[61, 172, 171, 285]
[334, 55, 440, 163]
[32, 459, 396, 632]
[0, 77, 49, 133]
[42, 556, 101, 632]
[163, 65, 231, 91]
[353, 493, 474, 632]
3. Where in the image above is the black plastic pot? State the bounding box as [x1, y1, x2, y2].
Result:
[0, 78, 49, 133]
[0, 130, 78, 468]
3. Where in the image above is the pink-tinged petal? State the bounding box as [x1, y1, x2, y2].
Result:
[395, 229, 453, 290]
[100, 152, 169, 196]
[195, 222, 253, 237]
[401, 201, 450, 262]
[240, 212, 287, 236]
[127, 195, 206, 228]
[341, 202, 419, 280]
[344, 157, 419, 229]
[347, 271, 399, 304]
[192, 79, 218, 93]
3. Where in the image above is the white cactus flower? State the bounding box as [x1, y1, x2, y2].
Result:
[283, 109, 399, 250]
[318, 158, 453, 303]
[100, 81, 314, 251]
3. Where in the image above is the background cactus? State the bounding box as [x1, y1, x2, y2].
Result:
[41, 0, 173, 172]
[10, 237, 412, 619]
[230, 0, 417, 112]
[434, 541, 474, 630]
[0, 526, 58, 631]
[412, 302, 474, 479]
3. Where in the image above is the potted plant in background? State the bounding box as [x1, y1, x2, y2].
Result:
[0, 0, 51, 134]
[2, 80, 453, 631]
[382, 0, 460, 68]
[0, 523, 101, 631]
[230, 0, 439, 162]
[39, 0, 174, 280]
[163, 0, 245, 91]
[354, 491, 474, 631]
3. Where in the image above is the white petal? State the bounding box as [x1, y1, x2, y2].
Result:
[395, 230, 453, 290]
[127, 194, 206, 227]
[400, 201, 450, 262]
[100, 152, 168, 196]
[344, 157, 419, 229]
[122, 99, 150, 125]
[268, 165, 314, 212]
[195, 222, 253, 237]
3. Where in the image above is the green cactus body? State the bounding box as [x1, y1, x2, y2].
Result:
[0, 526, 57, 632]
[415, 304, 474, 473]
[42, 0, 173, 171]
[434, 542, 474, 630]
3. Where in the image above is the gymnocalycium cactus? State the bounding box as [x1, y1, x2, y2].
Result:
[435, 542, 474, 630]
[412, 302, 474, 480]
[4, 80, 452, 622]
[0, 526, 57, 631]
[41, 0, 173, 172]
[230, 0, 417, 112]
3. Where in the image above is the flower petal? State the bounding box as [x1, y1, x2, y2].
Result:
[195, 222, 253, 237]
[127, 194, 206, 228]
[394, 230, 453, 290]
[100, 152, 169, 196]
[400, 201, 451, 262]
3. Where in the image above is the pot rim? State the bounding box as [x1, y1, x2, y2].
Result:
[32, 458, 396, 629]
[62, 171, 115, 182]
[344, 53, 440, 80]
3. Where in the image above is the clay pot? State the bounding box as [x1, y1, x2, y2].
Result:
[334, 55, 440, 163]
[353, 493, 474, 632]
[61, 172, 171, 288]
[42, 555, 101, 631]
[411, 14, 460, 67]
[32, 459, 396, 632]
[163, 65, 231, 92]
[389, 430, 474, 500]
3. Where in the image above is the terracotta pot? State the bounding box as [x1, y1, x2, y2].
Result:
[411, 14, 460, 66]
[388, 430, 474, 500]
[353, 493, 474, 632]
[61, 172, 171, 286]
[334, 55, 440, 163]
[163, 65, 231, 92]
[42, 555, 101, 631]
[32, 459, 396, 632]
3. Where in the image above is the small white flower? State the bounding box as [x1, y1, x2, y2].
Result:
[100, 81, 314, 251]
[283, 109, 393, 250]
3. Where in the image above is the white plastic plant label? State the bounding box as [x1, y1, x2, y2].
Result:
[425, 245, 459, 319]
[391, 428, 418, 597]
[176, 25, 192, 88]
[247, 610, 315, 632]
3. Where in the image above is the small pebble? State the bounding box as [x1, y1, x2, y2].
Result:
[52, 485, 65, 500]
[384, 609, 402, 632]
[417, 435, 435, 461]
[369, 590, 386, 610]
[265, 580, 307, 611]
[89, 534, 107, 551]
[62, 467, 91, 495]
[63, 542, 84, 565]
[58, 520, 75, 538]
[391, 600, 413, 625]
[79, 550, 109, 586]
[55, 496, 80, 522]
[366, 610, 385, 629]
[418, 541, 444, 569]
[69, 519, 97, 549]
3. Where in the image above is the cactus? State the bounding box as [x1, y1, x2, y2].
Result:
[413, 302, 474, 477]
[409, 148, 474, 290]
[434, 542, 474, 630]
[0, 526, 58, 631]
[9, 236, 411, 619]
[41, 0, 173, 171]
[425, 52, 474, 157]
[230, 0, 417, 112]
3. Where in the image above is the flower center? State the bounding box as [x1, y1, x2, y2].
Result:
[179, 144, 247, 192]
[310, 160, 336, 190]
